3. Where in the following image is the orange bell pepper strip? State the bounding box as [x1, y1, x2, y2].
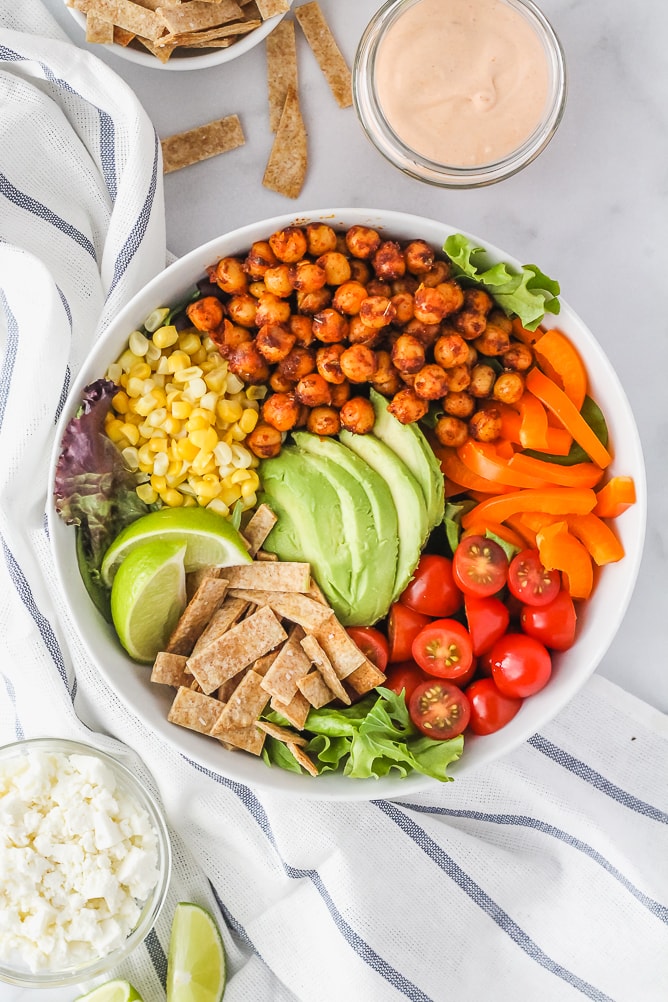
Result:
[498, 402, 572, 456]
[517, 392, 549, 450]
[462, 519, 528, 551]
[512, 318, 544, 345]
[506, 452, 605, 489]
[536, 521, 594, 599]
[533, 328, 588, 410]
[457, 441, 549, 489]
[593, 476, 637, 518]
[513, 511, 624, 565]
[432, 443, 513, 495]
[525, 368, 612, 469]
[504, 514, 538, 548]
[461, 487, 597, 530]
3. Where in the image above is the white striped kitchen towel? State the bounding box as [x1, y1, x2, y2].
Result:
[1, 4, 668, 1001]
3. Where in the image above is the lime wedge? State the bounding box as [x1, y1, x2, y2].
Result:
[101, 507, 251, 588]
[76, 980, 143, 1002]
[167, 903, 226, 1002]
[110, 539, 187, 663]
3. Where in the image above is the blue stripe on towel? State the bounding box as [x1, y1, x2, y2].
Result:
[0, 672, 24, 741]
[0, 288, 18, 431]
[108, 131, 160, 296]
[0, 171, 97, 259]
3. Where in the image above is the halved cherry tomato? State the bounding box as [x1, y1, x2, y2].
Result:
[387, 602, 431, 664]
[412, 619, 474, 680]
[408, 679, 471, 739]
[464, 595, 510, 656]
[452, 534, 509, 597]
[465, 678, 524, 735]
[383, 661, 428, 700]
[346, 626, 389, 671]
[489, 633, 552, 698]
[400, 553, 463, 618]
[520, 590, 577, 651]
[508, 548, 560, 607]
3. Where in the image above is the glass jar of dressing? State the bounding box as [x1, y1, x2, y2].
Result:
[353, 0, 566, 187]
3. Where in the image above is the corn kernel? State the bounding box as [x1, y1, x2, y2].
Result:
[150, 474, 167, 492]
[217, 399, 243, 424]
[112, 391, 130, 415]
[190, 427, 218, 453]
[171, 399, 192, 420]
[242, 492, 257, 510]
[121, 447, 139, 471]
[246, 384, 268, 401]
[190, 407, 215, 424]
[153, 325, 179, 350]
[144, 307, 170, 332]
[231, 444, 253, 469]
[176, 438, 199, 462]
[204, 368, 228, 393]
[134, 394, 156, 416]
[241, 478, 257, 499]
[167, 350, 191, 373]
[206, 498, 230, 517]
[183, 377, 208, 401]
[156, 354, 171, 375]
[147, 407, 168, 428]
[214, 441, 233, 467]
[239, 408, 258, 434]
[192, 450, 216, 476]
[182, 494, 198, 507]
[129, 361, 152, 381]
[200, 391, 218, 413]
[106, 362, 123, 383]
[227, 374, 245, 394]
[186, 415, 211, 433]
[146, 342, 162, 364]
[106, 418, 126, 443]
[117, 349, 142, 372]
[230, 424, 247, 442]
[173, 365, 203, 385]
[136, 483, 158, 504]
[153, 452, 169, 477]
[219, 485, 242, 507]
[121, 422, 140, 446]
[230, 469, 251, 484]
[161, 488, 184, 507]
[163, 416, 182, 436]
[179, 332, 201, 355]
[190, 347, 208, 365]
[194, 476, 221, 501]
[148, 436, 168, 453]
[126, 376, 145, 398]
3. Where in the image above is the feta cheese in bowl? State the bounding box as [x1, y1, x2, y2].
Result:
[0, 738, 171, 988]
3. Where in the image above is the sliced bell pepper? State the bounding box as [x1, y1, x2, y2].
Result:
[462, 519, 528, 551]
[506, 452, 604, 489]
[525, 368, 612, 469]
[457, 441, 549, 489]
[504, 514, 539, 548]
[536, 520, 594, 599]
[511, 318, 544, 346]
[593, 476, 636, 519]
[517, 392, 549, 450]
[461, 487, 598, 530]
[514, 511, 624, 566]
[533, 328, 588, 410]
[432, 443, 513, 495]
[498, 402, 572, 456]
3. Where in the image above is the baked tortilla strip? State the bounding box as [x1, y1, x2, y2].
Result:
[186, 604, 286, 693]
[266, 16, 298, 132]
[295, 1, 352, 108]
[68, 0, 165, 40]
[161, 114, 245, 174]
[262, 84, 307, 199]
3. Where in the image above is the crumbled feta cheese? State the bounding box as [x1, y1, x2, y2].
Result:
[0, 748, 162, 974]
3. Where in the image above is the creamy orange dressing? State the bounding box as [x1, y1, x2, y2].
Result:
[374, 0, 550, 167]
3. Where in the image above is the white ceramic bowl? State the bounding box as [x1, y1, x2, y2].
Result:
[64, 1, 292, 71]
[47, 209, 646, 800]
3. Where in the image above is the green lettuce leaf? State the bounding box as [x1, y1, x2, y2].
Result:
[444, 234, 561, 331]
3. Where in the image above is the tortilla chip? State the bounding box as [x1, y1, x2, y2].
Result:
[191, 597, 250, 655]
[256, 719, 307, 746]
[256, 550, 278, 561]
[306, 577, 328, 604]
[162, 115, 245, 174]
[135, 34, 177, 59]
[313, 613, 366, 679]
[300, 634, 351, 705]
[211, 669, 269, 730]
[297, 669, 334, 708]
[255, 0, 289, 16]
[345, 658, 387, 696]
[287, 742, 319, 776]
[262, 84, 307, 199]
[113, 25, 136, 43]
[168, 686, 223, 734]
[156, 0, 242, 34]
[211, 722, 266, 755]
[68, 0, 166, 40]
[270, 691, 310, 729]
[295, 2, 352, 109]
[151, 651, 190, 687]
[223, 561, 310, 593]
[228, 589, 331, 630]
[163, 19, 260, 43]
[261, 625, 311, 702]
[242, 503, 277, 556]
[216, 667, 246, 702]
[186, 604, 287, 693]
[86, 12, 114, 42]
[166, 576, 229, 655]
[266, 16, 298, 133]
[250, 648, 281, 677]
[186, 565, 227, 602]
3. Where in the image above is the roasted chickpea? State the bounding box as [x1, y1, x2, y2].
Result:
[255, 292, 291, 327]
[502, 342, 534, 371]
[268, 226, 308, 263]
[255, 322, 296, 364]
[469, 406, 502, 442]
[422, 259, 451, 287]
[332, 281, 368, 316]
[464, 288, 494, 314]
[371, 350, 403, 397]
[436, 280, 465, 315]
[289, 313, 314, 347]
[345, 225, 381, 259]
[387, 386, 429, 424]
[214, 256, 247, 294]
[306, 405, 341, 436]
[290, 260, 327, 294]
[330, 380, 352, 407]
[296, 288, 332, 315]
[263, 264, 293, 298]
[359, 295, 396, 330]
[349, 259, 372, 285]
[399, 370, 417, 387]
[316, 343, 346, 383]
[404, 239, 435, 275]
[434, 415, 469, 448]
[294, 372, 332, 407]
[262, 392, 301, 432]
[444, 364, 472, 393]
[372, 241, 406, 281]
[186, 296, 224, 332]
[473, 323, 511, 356]
[247, 422, 283, 459]
[452, 309, 488, 339]
[339, 344, 378, 384]
[226, 293, 257, 329]
[390, 292, 415, 326]
[443, 391, 475, 419]
[392, 275, 420, 295]
[413, 364, 450, 400]
[492, 371, 525, 404]
[278, 346, 317, 382]
[340, 396, 376, 434]
[391, 333, 426, 374]
[347, 315, 382, 346]
[306, 223, 338, 256]
[413, 286, 450, 324]
[465, 344, 479, 367]
[433, 332, 470, 368]
[365, 279, 391, 299]
[244, 240, 278, 278]
[316, 251, 352, 286]
[269, 369, 295, 393]
[403, 318, 440, 349]
[226, 342, 270, 384]
[469, 363, 497, 398]
[248, 281, 266, 299]
[487, 308, 512, 333]
[312, 308, 349, 344]
[335, 232, 348, 255]
[209, 319, 249, 352]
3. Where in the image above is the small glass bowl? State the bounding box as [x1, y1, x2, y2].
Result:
[0, 737, 171, 988]
[353, 0, 567, 188]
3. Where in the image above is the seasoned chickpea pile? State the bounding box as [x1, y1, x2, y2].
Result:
[183, 223, 538, 458]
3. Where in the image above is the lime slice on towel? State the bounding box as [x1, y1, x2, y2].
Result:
[167, 902, 227, 1002]
[76, 980, 143, 1002]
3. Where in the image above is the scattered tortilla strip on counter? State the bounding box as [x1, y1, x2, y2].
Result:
[295, 1, 352, 109]
[168, 686, 225, 735]
[161, 115, 245, 174]
[266, 16, 298, 132]
[262, 84, 307, 199]
[186, 603, 287, 693]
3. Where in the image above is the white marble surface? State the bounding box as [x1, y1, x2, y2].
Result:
[9, 0, 668, 997]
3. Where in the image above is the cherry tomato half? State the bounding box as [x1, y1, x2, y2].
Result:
[452, 534, 509, 598]
[464, 594, 510, 656]
[489, 633, 552, 698]
[508, 548, 560, 607]
[384, 661, 428, 700]
[408, 679, 471, 739]
[400, 553, 463, 618]
[387, 602, 431, 664]
[465, 677, 523, 735]
[520, 590, 577, 651]
[346, 626, 389, 671]
[412, 618, 474, 680]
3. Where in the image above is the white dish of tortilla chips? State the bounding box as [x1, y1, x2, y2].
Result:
[64, 0, 293, 70]
[48, 208, 646, 799]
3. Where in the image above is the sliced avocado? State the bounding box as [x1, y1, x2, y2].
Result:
[339, 429, 428, 600]
[292, 431, 398, 623]
[369, 388, 445, 531]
